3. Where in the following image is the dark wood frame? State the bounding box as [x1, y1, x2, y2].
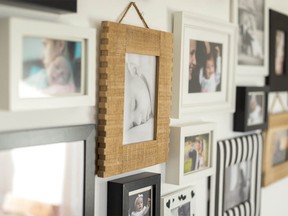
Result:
[233, 86, 269, 132]
[0, 124, 95, 216]
[107, 172, 161, 216]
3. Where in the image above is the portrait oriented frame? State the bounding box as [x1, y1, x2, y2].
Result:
[107, 172, 161, 216]
[215, 133, 262, 216]
[0, 17, 96, 110]
[262, 113, 288, 186]
[97, 21, 172, 177]
[171, 11, 236, 118]
[233, 86, 269, 132]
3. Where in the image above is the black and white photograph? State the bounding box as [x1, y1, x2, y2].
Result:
[123, 53, 157, 145]
[247, 92, 265, 126]
[238, 0, 264, 66]
[170, 202, 190, 216]
[128, 186, 153, 216]
[272, 129, 288, 166]
[224, 161, 252, 211]
[188, 40, 222, 93]
[274, 30, 286, 76]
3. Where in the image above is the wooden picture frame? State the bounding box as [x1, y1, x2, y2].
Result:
[0, 124, 96, 215]
[262, 113, 288, 186]
[97, 21, 173, 177]
[171, 11, 236, 118]
[215, 133, 262, 216]
[107, 172, 161, 216]
[0, 17, 96, 110]
[233, 86, 269, 132]
[266, 10, 288, 91]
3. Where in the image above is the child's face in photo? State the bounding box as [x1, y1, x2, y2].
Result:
[135, 197, 144, 212]
[41, 39, 64, 68]
[47, 56, 71, 86]
[204, 58, 215, 79]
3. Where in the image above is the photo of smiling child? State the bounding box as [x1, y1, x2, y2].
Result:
[129, 186, 152, 216]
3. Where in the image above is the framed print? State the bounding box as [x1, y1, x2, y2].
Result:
[233, 86, 269, 132]
[262, 113, 288, 186]
[215, 133, 262, 216]
[161, 186, 196, 216]
[97, 21, 172, 177]
[231, 0, 267, 76]
[107, 172, 160, 216]
[266, 10, 288, 91]
[0, 125, 96, 216]
[171, 11, 236, 118]
[0, 17, 96, 110]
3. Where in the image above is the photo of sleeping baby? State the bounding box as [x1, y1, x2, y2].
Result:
[20, 37, 82, 98]
[128, 186, 152, 216]
[123, 53, 157, 145]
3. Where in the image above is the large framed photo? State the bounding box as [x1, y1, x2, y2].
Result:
[107, 172, 160, 216]
[231, 0, 267, 76]
[171, 11, 236, 118]
[0, 17, 96, 110]
[0, 125, 96, 216]
[97, 21, 172, 177]
[262, 113, 288, 186]
[215, 133, 262, 216]
[233, 86, 269, 132]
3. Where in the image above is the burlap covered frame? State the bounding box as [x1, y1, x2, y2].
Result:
[98, 21, 172, 177]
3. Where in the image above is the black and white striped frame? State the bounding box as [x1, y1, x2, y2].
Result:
[215, 133, 263, 216]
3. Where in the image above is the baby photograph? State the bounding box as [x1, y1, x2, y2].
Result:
[247, 92, 265, 126]
[128, 186, 152, 216]
[272, 129, 288, 166]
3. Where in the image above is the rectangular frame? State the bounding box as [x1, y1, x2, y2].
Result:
[0, 124, 96, 215]
[171, 11, 236, 118]
[97, 21, 172, 177]
[262, 113, 288, 186]
[215, 133, 262, 216]
[233, 86, 269, 132]
[0, 17, 96, 110]
[107, 172, 161, 216]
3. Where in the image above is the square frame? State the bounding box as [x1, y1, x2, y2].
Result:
[262, 113, 288, 186]
[0, 17, 96, 110]
[171, 11, 236, 118]
[107, 172, 161, 216]
[215, 133, 262, 216]
[233, 86, 269, 132]
[97, 21, 173, 177]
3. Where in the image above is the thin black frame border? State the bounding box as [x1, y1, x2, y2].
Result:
[266, 9, 288, 91]
[233, 86, 269, 132]
[107, 172, 161, 216]
[0, 124, 95, 216]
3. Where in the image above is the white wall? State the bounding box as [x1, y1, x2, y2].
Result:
[0, 0, 288, 215]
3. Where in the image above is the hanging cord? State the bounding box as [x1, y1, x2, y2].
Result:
[118, 2, 149, 29]
[269, 92, 287, 113]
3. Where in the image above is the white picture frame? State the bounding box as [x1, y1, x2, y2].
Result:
[0, 17, 96, 110]
[171, 11, 236, 118]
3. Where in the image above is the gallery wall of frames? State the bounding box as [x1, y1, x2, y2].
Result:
[0, 0, 288, 216]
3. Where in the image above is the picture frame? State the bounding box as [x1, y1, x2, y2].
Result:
[0, 124, 96, 215]
[233, 86, 269, 132]
[161, 186, 196, 216]
[107, 172, 160, 216]
[215, 133, 262, 216]
[231, 0, 268, 76]
[97, 21, 173, 177]
[266, 10, 288, 91]
[0, 17, 96, 110]
[171, 11, 236, 118]
[262, 113, 288, 186]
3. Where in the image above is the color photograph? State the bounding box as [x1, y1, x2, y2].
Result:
[274, 30, 286, 76]
[272, 129, 288, 166]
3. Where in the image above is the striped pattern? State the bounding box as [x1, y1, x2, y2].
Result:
[215, 133, 262, 216]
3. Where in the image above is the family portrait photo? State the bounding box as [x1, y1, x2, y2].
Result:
[123, 53, 157, 145]
[20, 36, 83, 98]
[272, 129, 288, 166]
[170, 202, 191, 216]
[188, 39, 223, 93]
[274, 30, 286, 76]
[128, 186, 153, 216]
[247, 92, 265, 126]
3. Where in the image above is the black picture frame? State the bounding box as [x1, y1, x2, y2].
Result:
[107, 172, 161, 216]
[266, 10, 288, 91]
[0, 124, 95, 215]
[233, 86, 269, 132]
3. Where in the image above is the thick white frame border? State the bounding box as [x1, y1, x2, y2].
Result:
[0, 17, 96, 110]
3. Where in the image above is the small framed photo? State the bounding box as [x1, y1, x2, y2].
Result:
[262, 113, 288, 186]
[107, 172, 160, 216]
[233, 86, 269, 132]
[171, 11, 236, 118]
[0, 17, 96, 110]
[266, 10, 288, 91]
[161, 186, 196, 216]
[215, 133, 262, 216]
[166, 122, 216, 185]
